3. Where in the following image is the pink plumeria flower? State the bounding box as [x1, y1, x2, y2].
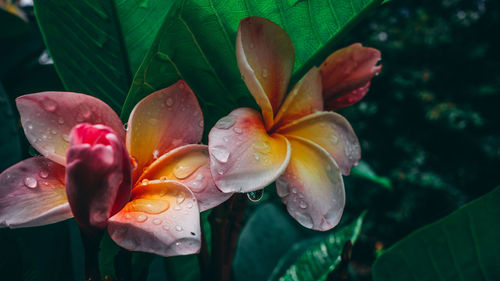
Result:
[0, 81, 231, 256]
[208, 17, 381, 231]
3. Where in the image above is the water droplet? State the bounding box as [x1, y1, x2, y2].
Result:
[41, 98, 57, 112]
[187, 174, 205, 192]
[175, 242, 181, 246]
[291, 187, 298, 194]
[174, 204, 181, 210]
[217, 169, 224, 175]
[176, 192, 186, 204]
[253, 152, 260, 161]
[124, 213, 132, 219]
[25, 121, 34, 130]
[131, 198, 169, 214]
[162, 225, 170, 231]
[153, 218, 162, 225]
[253, 141, 271, 154]
[62, 134, 70, 142]
[148, 118, 158, 125]
[210, 146, 230, 163]
[198, 120, 204, 128]
[153, 150, 160, 159]
[262, 68, 268, 78]
[299, 200, 308, 209]
[294, 211, 313, 228]
[24, 177, 38, 189]
[57, 117, 65, 125]
[136, 214, 148, 222]
[78, 104, 92, 120]
[123, 122, 129, 131]
[160, 176, 168, 182]
[215, 116, 235, 129]
[175, 225, 183, 232]
[247, 189, 264, 202]
[331, 135, 338, 144]
[165, 97, 174, 107]
[223, 136, 229, 142]
[233, 127, 242, 134]
[186, 202, 194, 209]
[276, 178, 289, 197]
[45, 146, 55, 154]
[39, 170, 49, 179]
[141, 179, 149, 185]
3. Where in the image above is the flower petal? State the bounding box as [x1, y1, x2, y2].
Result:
[272, 67, 323, 129]
[276, 137, 345, 231]
[138, 144, 232, 212]
[320, 43, 381, 110]
[108, 180, 201, 257]
[276, 112, 360, 175]
[209, 108, 291, 193]
[65, 124, 132, 234]
[0, 157, 72, 228]
[236, 17, 294, 129]
[126, 81, 203, 182]
[16, 92, 125, 166]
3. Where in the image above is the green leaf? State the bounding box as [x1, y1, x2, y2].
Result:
[33, 0, 174, 112]
[0, 82, 22, 171]
[351, 161, 392, 189]
[121, 0, 384, 129]
[270, 212, 365, 281]
[372, 187, 500, 281]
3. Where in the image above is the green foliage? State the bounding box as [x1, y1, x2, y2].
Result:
[0, 82, 22, 171]
[271, 212, 365, 281]
[351, 161, 392, 189]
[0, 7, 29, 40]
[33, 0, 174, 111]
[121, 0, 384, 131]
[372, 187, 500, 281]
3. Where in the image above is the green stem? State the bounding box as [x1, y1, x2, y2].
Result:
[209, 194, 248, 281]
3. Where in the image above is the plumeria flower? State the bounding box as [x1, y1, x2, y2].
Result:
[0, 81, 231, 256]
[208, 17, 381, 231]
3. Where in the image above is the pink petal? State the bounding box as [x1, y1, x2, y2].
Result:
[276, 137, 345, 231]
[320, 43, 381, 110]
[138, 144, 232, 212]
[65, 124, 132, 234]
[126, 80, 203, 182]
[108, 180, 201, 257]
[236, 17, 294, 129]
[276, 112, 360, 175]
[272, 67, 323, 130]
[16, 92, 125, 166]
[0, 157, 72, 228]
[208, 108, 291, 193]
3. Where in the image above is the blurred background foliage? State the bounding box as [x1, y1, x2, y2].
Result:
[0, 0, 499, 280]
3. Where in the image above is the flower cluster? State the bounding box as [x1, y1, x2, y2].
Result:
[0, 17, 380, 256]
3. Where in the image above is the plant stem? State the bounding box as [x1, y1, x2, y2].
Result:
[209, 194, 248, 281]
[80, 229, 104, 281]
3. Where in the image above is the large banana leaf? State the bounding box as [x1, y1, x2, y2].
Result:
[121, 0, 384, 129]
[270, 212, 365, 281]
[372, 186, 500, 281]
[33, 0, 174, 111]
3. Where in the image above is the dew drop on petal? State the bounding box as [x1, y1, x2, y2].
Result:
[162, 225, 170, 231]
[165, 97, 174, 107]
[24, 177, 38, 189]
[186, 174, 205, 192]
[41, 98, 57, 112]
[39, 170, 49, 179]
[175, 225, 183, 232]
[176, 192, 186, 204]
[233, 127, 242, 134]
[123, 122, 129, 131]
[153, 218, 162, 225]
[153, 149, 160, 159]
[276, 178, 289, 197]
[186, 202, 194, 209]
[294, 211, 313, 228]
[141, 179, 149, 185]
[215, 116, 235, 129]
[210, 146, 230, 163]
[160, 176, 168, 182]
[299, 200, 308, 209]
[131, 198, 169, 214]
[262, 68, 268, 78]
[57, 117, 65, 125]
[136, 214, 148, 222]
